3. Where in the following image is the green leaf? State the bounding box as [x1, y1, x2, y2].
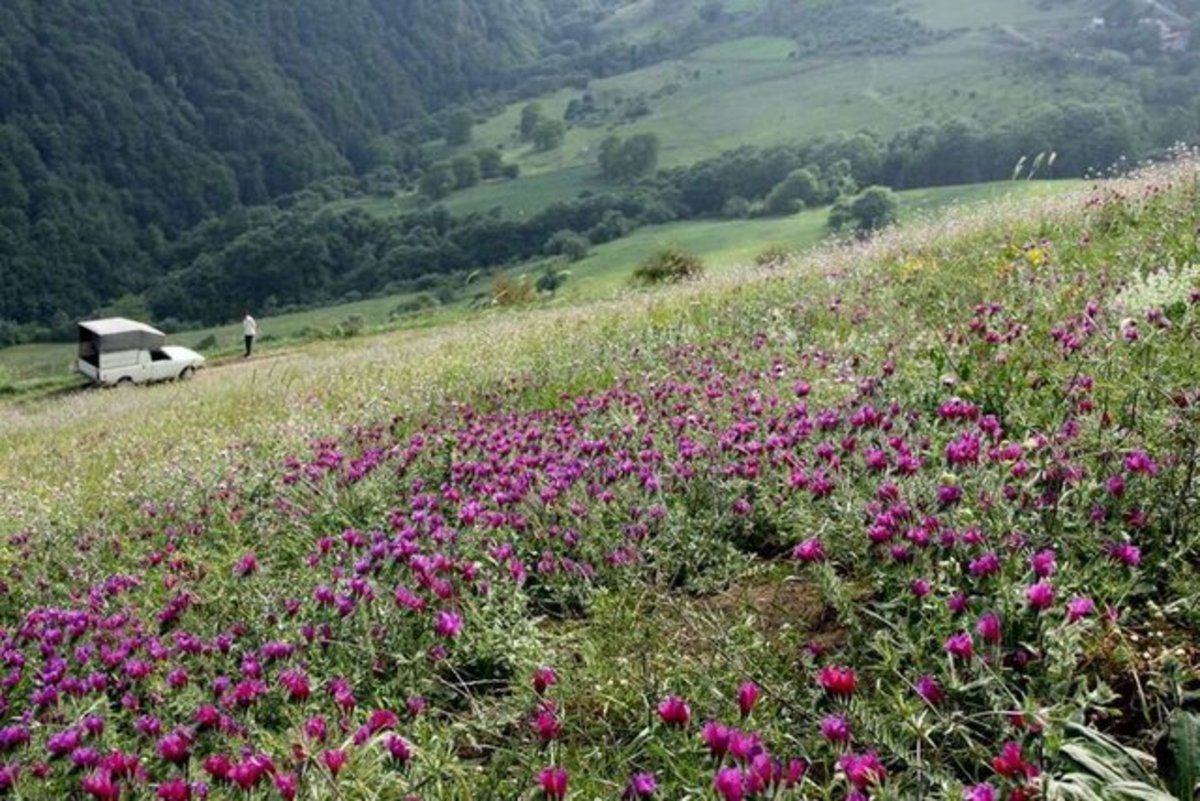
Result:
[1157, 711, 1200, 800]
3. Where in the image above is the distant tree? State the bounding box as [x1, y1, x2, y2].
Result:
[632, 245, 704, 284]
[520, 103, 544, 141]
[722, 195, 751, 218]
[854, 186, 899, 230]
[501, 163, 521, 179]
[532, 119, 566, 151]
[474, 148, 503, 179]
[587, 210, 634, 243]
[536, 263, 570, 294]
[598, 135, 623, 178]
[1103, 0, 1139, 27]
[623, 133, 659, 177]
[829, 185, 898, 233]
[598, 133, 660, 181]
[544, 230, 590, 261]
[445, 109, 474, 146]
[418, 162, 454, 199]
[700, 0, 725, 23]
[765, 167, 822, 214]
[451, 154, 481, 188]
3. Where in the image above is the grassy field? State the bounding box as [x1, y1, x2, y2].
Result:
[332, 0, 1107, 224]
[0, 160, 1197, 799]
[0, 180, 1078, 386]
[537, 179, 1080, 297]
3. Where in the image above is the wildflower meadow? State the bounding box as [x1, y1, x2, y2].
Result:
[0, 158, 1198, 799]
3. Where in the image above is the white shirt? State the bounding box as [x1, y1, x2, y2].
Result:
[242, 315, 257, 336]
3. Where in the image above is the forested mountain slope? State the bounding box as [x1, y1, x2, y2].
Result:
[0, 0, 599, 329]
[3, 0, 1200, 342]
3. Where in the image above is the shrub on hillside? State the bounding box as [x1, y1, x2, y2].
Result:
[632, 246, 705, 285]
[755, 245, 792, 269]
[828, 185, 899, 234]
[390, 293, 440, 319]
[535, 264, 570, 295]
[491, 274, 537, 306]
[337, 315, 365, 337]
[722, 196, 752, 219]
[543, 230, 590, 262]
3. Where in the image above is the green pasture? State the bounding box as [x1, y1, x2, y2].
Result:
[339, 0, 1101, 224]
[0, 179, 1079, 387]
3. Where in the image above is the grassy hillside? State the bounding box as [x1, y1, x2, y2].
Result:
[365, 0, 1112, 221]
[0, 180, 1076, 387]
[0, 157, 1197, 799]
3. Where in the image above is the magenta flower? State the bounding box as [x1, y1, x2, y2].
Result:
[1066, 596, 1096, 623]
[915, 674, 944, 705]
[1030, 549, 1056, 578]
[623, 771, 657, 799]
[947, 592, 970, 614]
[1025, 581, 1055, 611]
[702, 721, 732, 759]
[532, 705, 562, 742]
[791, 538, 826, 563]
[820, 715, 852, 744]
[992, 741, 1039, 780]
[322, 749, 347, 777]
[0, 763, 17, 793]
[47, 728, 82, 757]
[156, 778, 192, 801]
[71, 747, 100, 769]
[156, 730, 192, 764]
[817, 665, 857, 696]
[434, 610, 463, 639]
[728, 729, 764, 764]
[202, 753, 233, 782]
[304, 716, 328, 743]
[367, 709, 399, 734]
[910, 578, 932, 598]
[81, 768, 120, 801]
[385, 735, 412, 765]
[838, 751, 887, 788]
[1109, 542, 1142, 566]
[968, 552, 1001, 578]
[737, 681, 760, 717]
[965, 783, 997, 801]
[657, 695, 691, 727]
[406, 695, 428, 717]
[713, 766, 745, 801]
[1123, 450, 1159, 476]
[538, 766, 569, 800]
[274, 772, 299, 801]
[944, 631, 974, 659]
[976, 611, 1002, 644]
[532, 666, 558, 694]
[937, 484, 963, 506]
[232, 553, 258, 577]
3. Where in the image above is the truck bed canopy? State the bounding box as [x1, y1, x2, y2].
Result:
[78, 318, 166, 361]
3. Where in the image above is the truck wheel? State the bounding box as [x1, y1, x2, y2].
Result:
[179, 367, 195, 381]
[116, 377, 134, 388]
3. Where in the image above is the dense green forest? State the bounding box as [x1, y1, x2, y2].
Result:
[0, 0, 624, 337]
[3, 0, 1200, 342]
[137, 102, 1146, 326]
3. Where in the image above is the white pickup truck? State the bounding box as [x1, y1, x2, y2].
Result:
[77, 318, 206, 386]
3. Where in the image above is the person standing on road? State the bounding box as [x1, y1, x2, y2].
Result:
[242, 310, 258, 358]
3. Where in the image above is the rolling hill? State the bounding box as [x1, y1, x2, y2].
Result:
[1, 0, 1198, 344]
